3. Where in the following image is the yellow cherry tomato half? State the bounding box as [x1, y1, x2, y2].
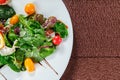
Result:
[10, 15, 19, 25]
[0, 32, 5, 49]
[24, 58, 35, 72]
[25, 3, 35, 15]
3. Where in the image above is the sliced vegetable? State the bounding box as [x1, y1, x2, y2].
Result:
[0, 19, 6, 25]
[0, 46, 15, 56]
[42, 16, 57, 29]
[52, 35, 62, 45]
[0, 23, 5, 33]
[45, 29, 54, 36]
[0, 0, 10, 5]
[0, 32, 5, 49]
[14, 27, 20, 35]
[24, 58, 35, 72]
[0, 39, 17, 56]
[34, 14, 45, 24]
[25, 3, 35, 15]
[10, 15, 19, 25]
[28, 14, 45, 24]
[0, 5, 15, 19]
[0, 0, 6, 4]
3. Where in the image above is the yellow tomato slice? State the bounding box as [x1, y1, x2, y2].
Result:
[25, 3, 35, 15]
[10, 15, 19, 25]
[24, 58, 35, 72]
[0, 32, 5, 49]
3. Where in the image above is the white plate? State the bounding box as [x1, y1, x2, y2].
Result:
[0, 0, 73, 80]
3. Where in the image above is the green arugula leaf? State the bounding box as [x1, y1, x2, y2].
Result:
[25, 47, 42, 62]
[54, 21, 68, 38]
[15, 49, 25, 62]
[3, 34, 12, 47]
[8, 62, 21, 72]
[8, 33, 18, 41]
[39, 47, 55, 59]
[0, 55, 9, 66]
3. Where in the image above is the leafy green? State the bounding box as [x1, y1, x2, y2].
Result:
[25, 47, 42, 62]
[41, 41, 53, 47]
[0, 54, 23, 72]
[8, 52, 25, 72]
[8, 24, 19, 42]
[0, 13, 68, 72]
[15, 16, 56, 62]
[15, 49, 25, 62]
[8, 62, 21, 72]
[54, 21, 68, 38]
[0, 48, 25, 72]
[3, 34, 12, 47]
[40, 47, 55, 59]
[8, 33, 18, 41]
[19, 15, 42, 30]
[28, 19, 41, 29]
[0, 55, 8, 66]
[17, 29, 46, 47]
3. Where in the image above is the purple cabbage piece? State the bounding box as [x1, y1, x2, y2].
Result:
[42, 16, 57, 29]
[14, 27, 20, 35]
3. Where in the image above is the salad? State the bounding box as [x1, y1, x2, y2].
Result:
[0, 1, 68, 76]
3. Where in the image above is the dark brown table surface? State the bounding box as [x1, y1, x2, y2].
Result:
[61, 0, 120, 80]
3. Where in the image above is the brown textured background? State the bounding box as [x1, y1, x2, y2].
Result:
[61, 0, 120, 80]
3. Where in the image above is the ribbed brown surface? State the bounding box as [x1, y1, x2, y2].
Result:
[62, 58, 120, 80]
[61, 0, 120, 80]
[64, 0, 120, 57]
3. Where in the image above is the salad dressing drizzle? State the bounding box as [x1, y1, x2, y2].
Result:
[43, 59, 58, 75]
[0, 71, 7, 80]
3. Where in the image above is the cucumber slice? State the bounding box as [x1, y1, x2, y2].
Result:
[0, 5, 16, 19]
